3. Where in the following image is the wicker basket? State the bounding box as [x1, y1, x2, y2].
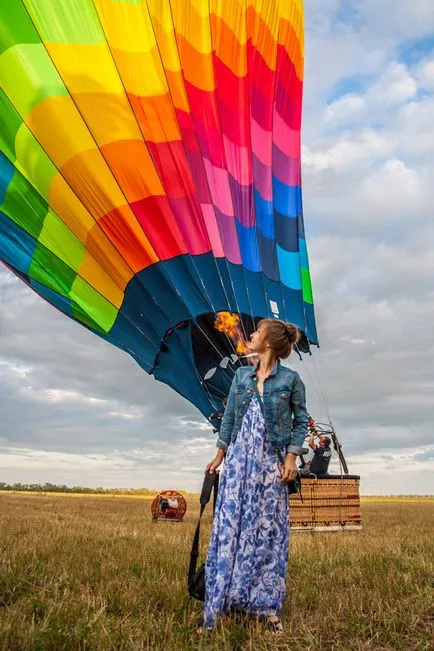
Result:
[289, 475, 362, 531]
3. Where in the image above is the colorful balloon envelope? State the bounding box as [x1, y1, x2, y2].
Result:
[0, 0, 317, 426]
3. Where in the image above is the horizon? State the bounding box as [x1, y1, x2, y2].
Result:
[1, 480, 433, 499]
[1, 0, 434, 495]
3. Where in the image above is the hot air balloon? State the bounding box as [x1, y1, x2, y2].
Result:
[0, 0, 317, 428]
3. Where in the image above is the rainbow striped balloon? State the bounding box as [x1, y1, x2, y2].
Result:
[0, 0, 317, 423]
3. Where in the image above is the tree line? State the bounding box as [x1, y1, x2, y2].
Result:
[0, 482, 163, 495]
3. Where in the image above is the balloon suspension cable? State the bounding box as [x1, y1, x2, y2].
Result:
[195, 320, 243, 372]
[213, 312, 253, 368]
[296, 347, 328, 412]
[191, 364, 228, 429]
[193, 365, 224, 406]
[237, 316, 250, 356]
[296, 343, 332, 424]
[297, 341, 349, 474]
[195, 321, 241, 410]
[203, 380, 231, 402]
[312, 347, 333, 423]
[223, 335, 245, 368]
[296, 342, 349, 469]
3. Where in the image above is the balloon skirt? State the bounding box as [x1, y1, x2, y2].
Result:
[204, 396, 289, 629]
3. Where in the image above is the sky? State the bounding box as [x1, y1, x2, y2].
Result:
[1, 0, 434, 495]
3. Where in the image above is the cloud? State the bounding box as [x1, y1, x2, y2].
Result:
[416, 58, 434, 91]
[369, 62, 418, 107]
[303, 129, 394, 171]
[351, 0, 434, 40]
[324, 94, 366, 125]
[345, 445, 434, 495]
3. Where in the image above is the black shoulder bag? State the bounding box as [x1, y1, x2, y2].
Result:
[187, 471, 219, 601]
[253, 383, 302, 498]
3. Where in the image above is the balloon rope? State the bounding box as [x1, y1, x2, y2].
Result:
[297, 352, 328, 412]
[201, 379, 230, 401]
[311, 353, 332, 423]
[191, 365, 223, 407]
[299, 349, 349, 475]
[237, 313, 251, 354]
[195, 321, 240, 367]
[194, 328, 242, 389]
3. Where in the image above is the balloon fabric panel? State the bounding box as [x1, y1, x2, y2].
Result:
[0, 0, 317, 425]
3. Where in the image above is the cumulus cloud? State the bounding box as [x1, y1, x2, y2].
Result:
[369, 62, 418, 107]
[303, 129, 394, 171]
[416, 58, 434, 91]
[352, 0, 434, 40]
[324, 94, 366, 125]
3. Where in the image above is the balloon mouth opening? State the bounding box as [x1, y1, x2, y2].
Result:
[191, 312, 260, 422]
[154, 312, 311, 426]
[154, 312, 259, 404]
[192, 312, 259, 379]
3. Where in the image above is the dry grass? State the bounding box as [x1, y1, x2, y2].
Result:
[0, 493, 432, 651]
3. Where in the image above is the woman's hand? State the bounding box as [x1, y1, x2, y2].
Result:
[281, 452, 298, 484]
[205, 449, 225, 474]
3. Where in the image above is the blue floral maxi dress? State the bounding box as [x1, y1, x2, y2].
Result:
[204, 395, 289, 629]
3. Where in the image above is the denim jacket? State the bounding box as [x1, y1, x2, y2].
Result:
[217, 359, 309, 456]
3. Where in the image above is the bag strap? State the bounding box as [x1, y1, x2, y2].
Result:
[188, 471, 219, 582]
[252, 382, 285, 464]
[252, 381, 303, 501]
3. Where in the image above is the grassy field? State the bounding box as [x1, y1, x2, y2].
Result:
[0, 493, 432, 650]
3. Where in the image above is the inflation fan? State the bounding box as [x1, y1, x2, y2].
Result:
[151, 490, 187, 523]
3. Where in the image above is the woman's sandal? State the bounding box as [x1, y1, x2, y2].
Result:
[267, 616, 284, 636]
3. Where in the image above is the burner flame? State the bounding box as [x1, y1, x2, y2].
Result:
[214, 312, 250, 356]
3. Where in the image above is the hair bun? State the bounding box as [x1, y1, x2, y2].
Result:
[256, 318, 299, 359]
[285, 323, 300, 346]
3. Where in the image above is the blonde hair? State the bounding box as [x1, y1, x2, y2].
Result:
[258, 319, 300, 359]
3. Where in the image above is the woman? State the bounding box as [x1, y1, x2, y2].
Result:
[202, 319, 309, 634]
